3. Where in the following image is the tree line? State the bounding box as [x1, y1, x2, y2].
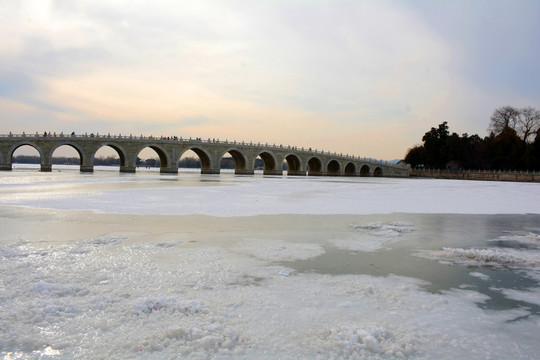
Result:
[405, 106, 540, 171]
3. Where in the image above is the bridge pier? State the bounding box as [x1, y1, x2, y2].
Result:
[263, 170, 283, 176]
[201, 169, 220, 175]
[286, 170, 306, 176]
[0, 164, 11, 171]
[235, 169, 255, 175]
[120, 166, 136, 173]
[160, 168, 179, 174]
[40, 164, 52, 172]
[80, 165, 94, 172]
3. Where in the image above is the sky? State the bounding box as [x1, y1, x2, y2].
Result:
[1, 0, 539, 160]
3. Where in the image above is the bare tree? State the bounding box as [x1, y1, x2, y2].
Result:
[488, 106, 520, 135]
[517, 106, 540, 142]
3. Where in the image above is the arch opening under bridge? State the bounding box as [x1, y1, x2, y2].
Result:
[284, 154, 303, 176]
[134, 145, 169, 171]
[92, 145, 122, 168]
[344, 162, 356, 176]
[307, 157, 323, 176]
[327, 160, 341, 176]
[182, 147, 212, 173]
[219, 149, 248, 175]
[256, 151, 278, 175]
[10, 144, 42, 169]
[360, 165, 370, 177]
[51, 144, 83, 169]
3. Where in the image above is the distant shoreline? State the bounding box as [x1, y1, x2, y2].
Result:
[410, 169, 540, 183]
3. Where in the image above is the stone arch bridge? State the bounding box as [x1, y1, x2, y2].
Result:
[0, 132, 409, 177]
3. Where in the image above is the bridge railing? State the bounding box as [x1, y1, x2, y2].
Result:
[2, 132, 407, 168]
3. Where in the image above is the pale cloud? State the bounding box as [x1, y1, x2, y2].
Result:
[1, 0, 539, 159]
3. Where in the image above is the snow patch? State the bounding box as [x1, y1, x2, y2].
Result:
[350, 221, 416, 235]
[331, 221, 416, 252]
[491, 287, 540, 306]
[327, 323, 415, 357]
[33, 281, 89, 298]
[423, 247, 540, 267]
[469, 272, 490, 280]
[132, 297, 207, 315]
[489, 232, 540, 248]
[79, 234, 128, 246]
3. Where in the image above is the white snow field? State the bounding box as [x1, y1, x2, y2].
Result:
[1, 164, 539, 216]
[1, 166, 539, 359]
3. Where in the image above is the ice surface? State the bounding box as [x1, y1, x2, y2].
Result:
[330, 221, 416, 252]
[1, 169, 539, 215]
[2, 230, 539, 359]
[231, 238, 325, 261]
[1, 169, 540, 359]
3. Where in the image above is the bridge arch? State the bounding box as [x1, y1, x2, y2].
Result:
[307, 156, 323, 176]
[92, 143, 127, 169]
[255, 150, 278, 175]
[134, 144, 170, 170]
[326, 159, 341, 175]
[9, 142, 44, 167]
[283, 153, 303, 176]
[219, 148, 248, 174]
[179, 147, 212, 172]
[49, 142, 86, 167]
[9, 142, 43, 159]
[373, 167, 383, 177]
[344, 162, 357, 176]
[360, 164, 370, 177]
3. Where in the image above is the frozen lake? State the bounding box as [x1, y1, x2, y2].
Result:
[1, 165, 539, 359]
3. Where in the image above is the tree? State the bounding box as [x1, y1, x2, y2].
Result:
[490, 127, 524, 170]
[421, 121, 449, 168]
[525, 129, 540, 170]
[488, 106, 520, 135]
[404, 145, 426, 167]
[517, 106, 540, 143]
[405, 107, 539, 171]
[145, 158, 160, 167]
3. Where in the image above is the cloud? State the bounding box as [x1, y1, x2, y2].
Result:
[0, 72, 38, 96]
[1, 0, 539, 159]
